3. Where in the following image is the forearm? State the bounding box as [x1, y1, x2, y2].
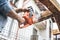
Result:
[15, 8, 23, 13]
[15, 8, 29, 13]
[6, 9, 21, 21]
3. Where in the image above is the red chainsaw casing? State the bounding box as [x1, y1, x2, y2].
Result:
[22, 12, 33, 28]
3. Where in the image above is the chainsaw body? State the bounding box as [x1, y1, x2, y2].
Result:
[20, 6, 34, 28]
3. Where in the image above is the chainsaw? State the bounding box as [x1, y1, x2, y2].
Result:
[20, 6, 34, 28]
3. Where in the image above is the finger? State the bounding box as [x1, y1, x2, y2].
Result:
[18, 22, 24, 29]
[18, 22, 20, 28]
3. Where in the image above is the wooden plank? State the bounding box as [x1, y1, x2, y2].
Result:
[50, 0, 60, 11]
[39, 0, 60, 30]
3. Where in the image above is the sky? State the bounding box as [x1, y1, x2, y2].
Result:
[56, 0, 60, 4]
[53, 23, 58, 30]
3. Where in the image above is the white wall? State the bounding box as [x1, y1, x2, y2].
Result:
[36, 19, 52, 40]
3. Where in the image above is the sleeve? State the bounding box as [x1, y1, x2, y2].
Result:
[0, 2, 13, 16]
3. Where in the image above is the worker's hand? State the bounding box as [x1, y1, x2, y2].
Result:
[18, 18, 25, 28]
[16, 16, 25, 28]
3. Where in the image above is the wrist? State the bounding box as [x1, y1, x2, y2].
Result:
[16, 16, 22, 22]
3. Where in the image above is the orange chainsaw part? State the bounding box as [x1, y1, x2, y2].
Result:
[22, 12, 33, 28]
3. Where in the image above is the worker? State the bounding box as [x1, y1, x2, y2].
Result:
[0, 0, 29, 32]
